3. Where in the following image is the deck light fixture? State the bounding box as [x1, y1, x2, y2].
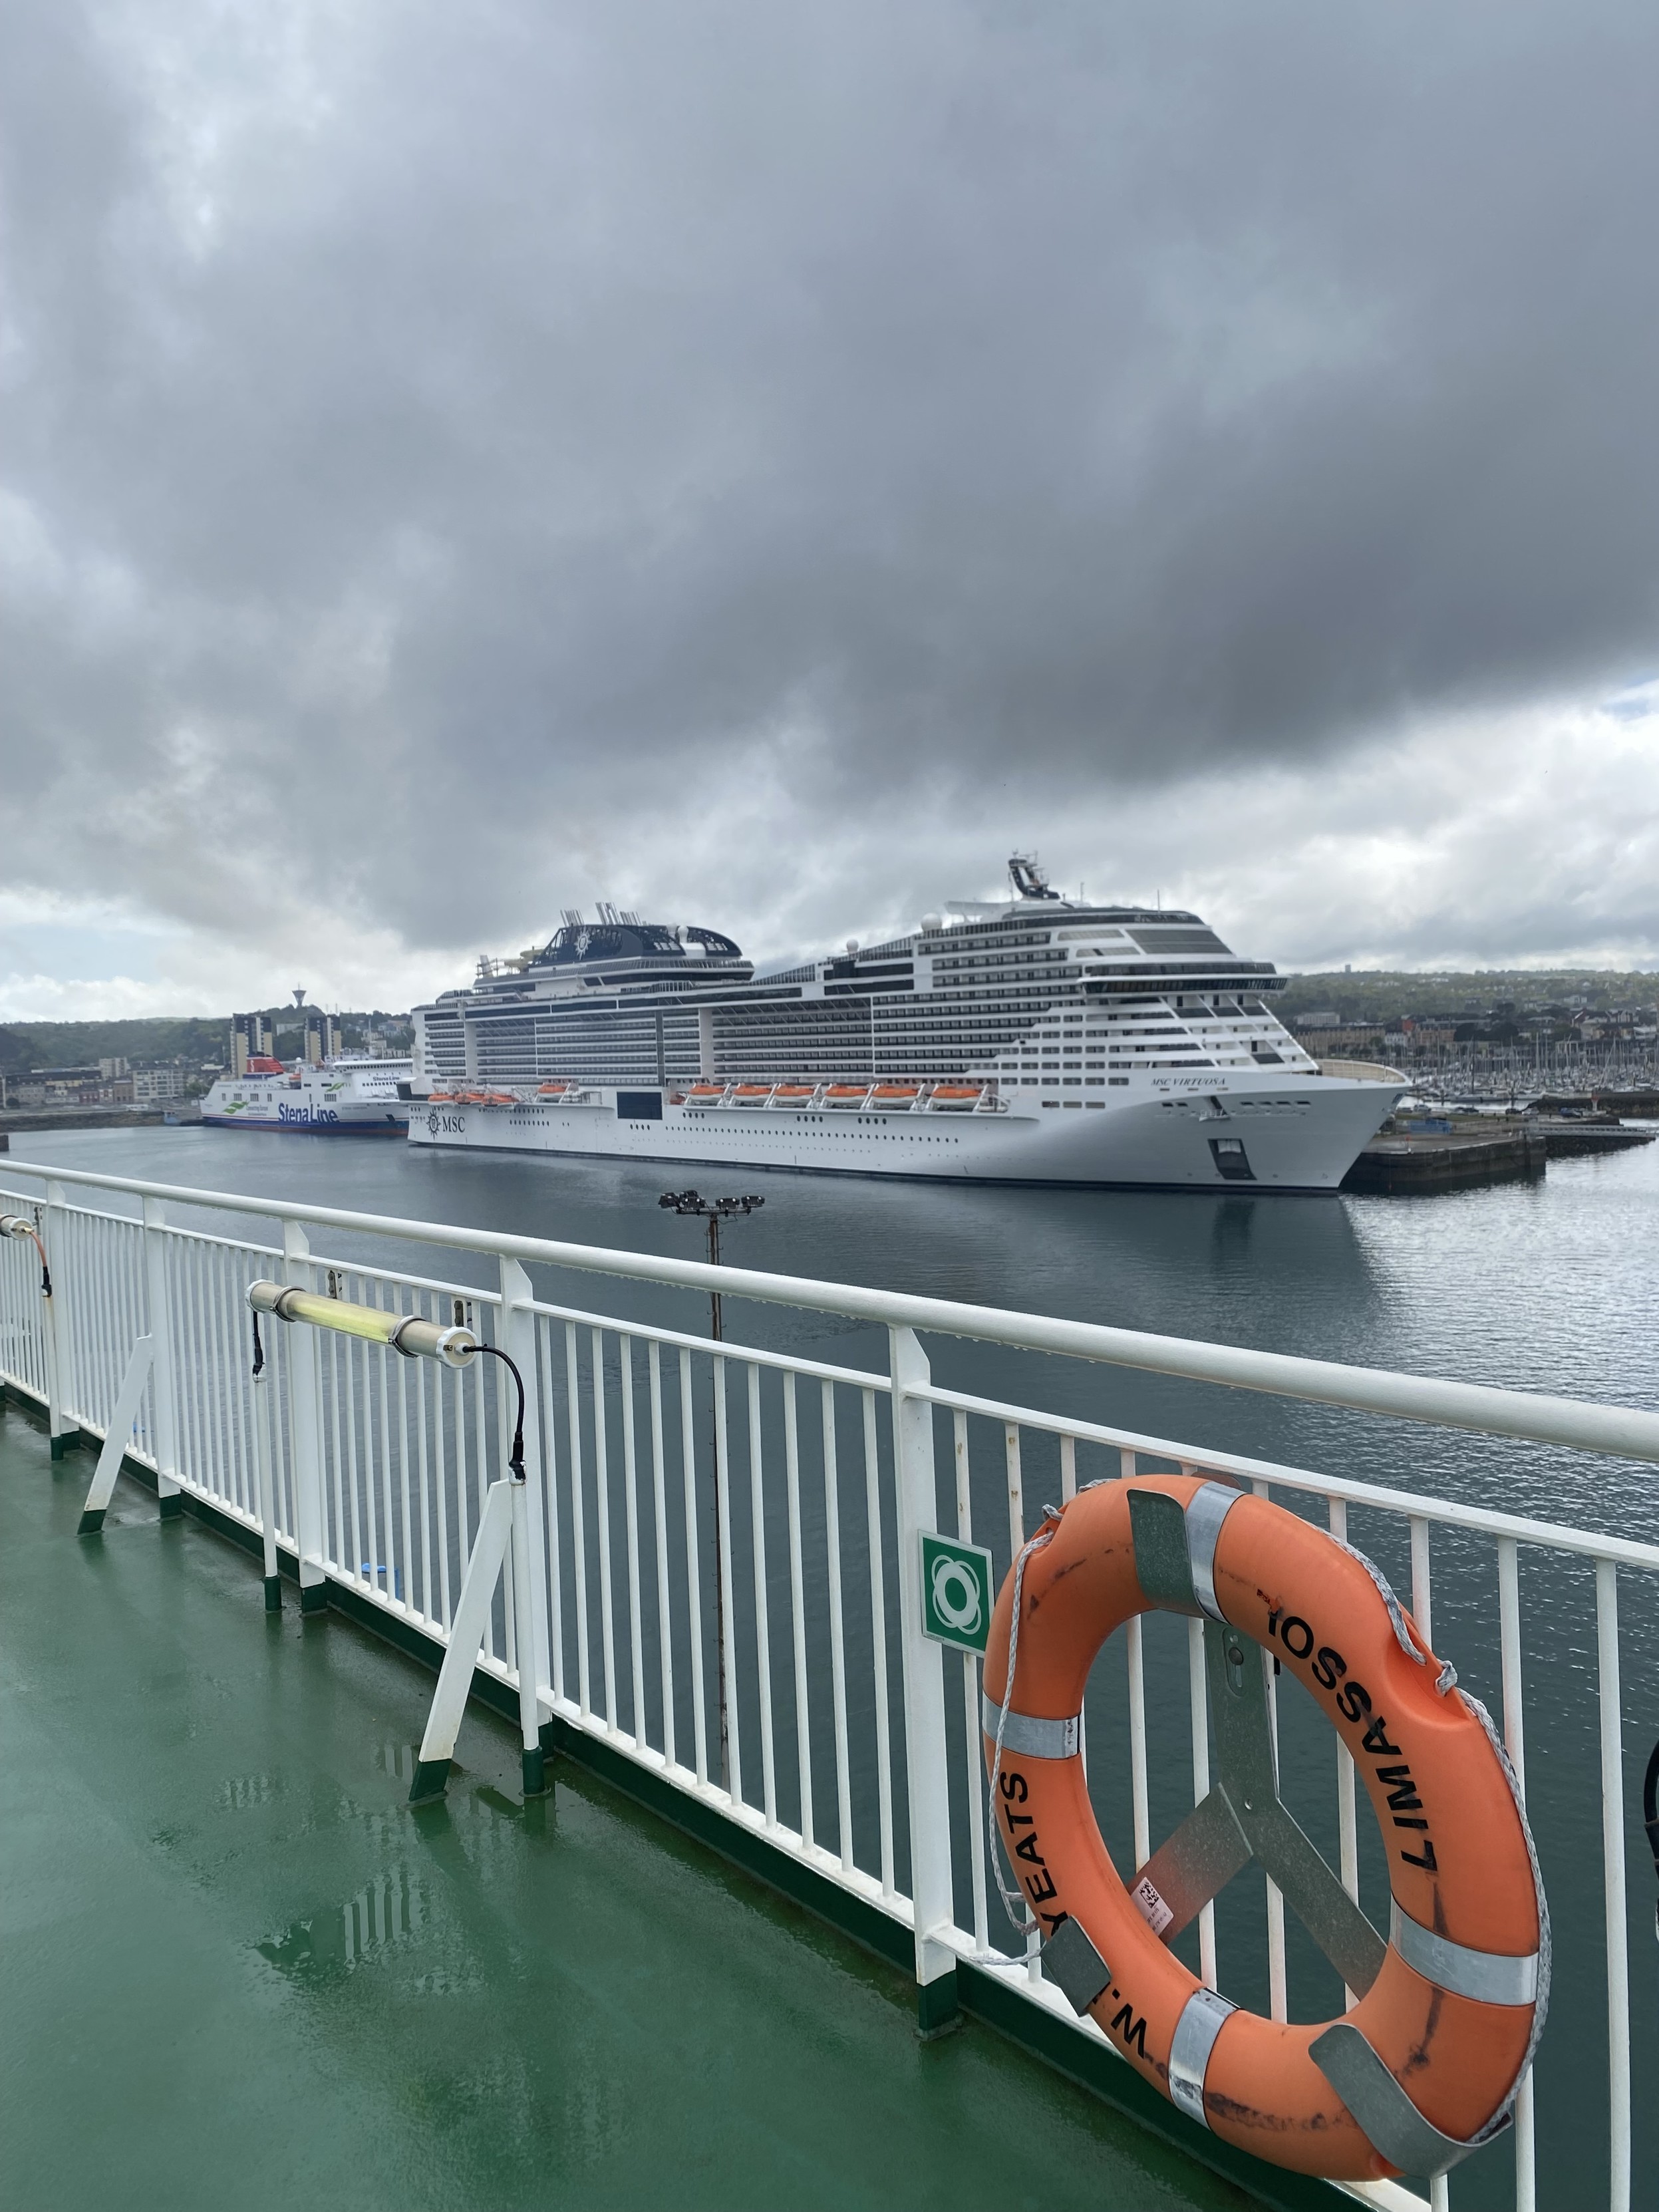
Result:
[245, 1281, 478, 1367]
[241, 1277, 540, 1799]
[1, 1213, 52, 1296]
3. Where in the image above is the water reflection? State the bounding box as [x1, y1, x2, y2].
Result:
[258, 1865, 428, 1980]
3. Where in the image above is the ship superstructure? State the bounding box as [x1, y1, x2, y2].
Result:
[408, 864, 1402, 1189]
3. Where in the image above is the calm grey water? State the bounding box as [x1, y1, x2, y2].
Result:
[8, 1124, 1657, 2207]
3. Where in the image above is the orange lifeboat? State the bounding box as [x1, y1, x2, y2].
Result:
[871, 1084, 920, 1104]
[687, 1083, 724, 1100]
[428, 1092, 456, 1104]
[772, 1084, 816, 1104]
[732, 1084, 772, 1100]
[824, 1084, 870, 1106]
[482, 1091, 519, 1107]
[930, 1083, 984, 1109]
[537, 1081, 570, 1096]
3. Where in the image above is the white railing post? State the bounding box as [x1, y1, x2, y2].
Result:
[890, 1323, 957, 2037]
[282, 1219, 328, 1613]
[43, 1181, 78, 1455]
[141, 1195, 180, 1513]
[500, 1255, 552, 1791]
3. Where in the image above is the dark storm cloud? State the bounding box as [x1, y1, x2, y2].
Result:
[5, 0, 1659, 959]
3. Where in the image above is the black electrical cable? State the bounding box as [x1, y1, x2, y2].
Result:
[250, 1309, 265, 1379]
[471, 1343, 526, 1482]
[1643, 1736, 1659, 1942]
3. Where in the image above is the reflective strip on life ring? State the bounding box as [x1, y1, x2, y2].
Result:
[1167, 1986, 1237, 2126]
[981, 1474, 1548, 2184]
[980, 1695, 1081, 1761]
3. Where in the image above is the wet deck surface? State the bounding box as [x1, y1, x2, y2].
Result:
[0, 1412, 1230, 2211]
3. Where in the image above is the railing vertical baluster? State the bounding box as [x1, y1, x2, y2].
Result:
[537, 1316, 565, 1704]
[1004, 1423, 1038, 1979]
[143, 1196, 181, 1512]
[471, 1320, 493, 1659]
[86, 1214, 110, 1434]
[593, 1329, 617, 1728]
[1410, 1515, 1433, 1644]
[1003, 1423, 1024, 1555]
[44, 1180, 75, 1454]
[1122, 1447, 1150, 1872]
[748, 1362, 778, 1829]
[1414, 1507, 1446, 2201]
[188, 1243, 212, 1489]
[649, 1341, 675, 1770]
[1189, 1615, 1217, 1988]
[954, 1410, 988, 1951]
[1596, 1559, 1630, 2212]
[1328, 1495, 1360, 2008]
[336, 1331, 357, 1578]
[1497, 1535, 1536, 2212]
[378, 1283, 400, 1609]
[500, 1260, 551, 1730]
[176, 1239, 200, 1491]
[182, 1243, 207, 1488]
[891, 1327, 955, 2030]
[565, 1322, 589, 1718]
[1253, 1477, 1286, 2022]
[208, 1250, 239, 1511]
[822, 1382, 853, 1872]
[1060, 1432, 1076, 1502]
[621, 1335, 647, 1747]
[375, 1290, 396, 1603]
[863, 1387, 894, 1895]
[350, 1327, 369, 1573]
[414, 1335, 434, 1622]
[783, 1371, 812, 1849]
[679, 1348, 706, 1784]
[432, 1353, 454, 1633]
[714, 1355, 741, 1801]
[280, 1219, 326, 1609]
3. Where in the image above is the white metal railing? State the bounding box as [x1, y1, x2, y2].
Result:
[0, 1160, 1654, 2212]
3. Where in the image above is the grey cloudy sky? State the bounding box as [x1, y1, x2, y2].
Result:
[5, 0, 1659, 1015]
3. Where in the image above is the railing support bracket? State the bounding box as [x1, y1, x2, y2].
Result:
[78, 1336, 155, 1535]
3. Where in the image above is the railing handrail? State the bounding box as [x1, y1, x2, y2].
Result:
[9, 1158, 1659, 1466]
[914, 1380, 1659, 1571]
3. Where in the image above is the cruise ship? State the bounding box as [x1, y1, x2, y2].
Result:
[406, 860, 1403, 1189]
[202, 1055, 414, 1134]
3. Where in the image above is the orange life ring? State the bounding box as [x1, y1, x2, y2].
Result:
[981, 1474, 1547, 2182]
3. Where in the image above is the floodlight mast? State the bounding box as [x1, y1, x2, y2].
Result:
[656, 1189, 764, 1341]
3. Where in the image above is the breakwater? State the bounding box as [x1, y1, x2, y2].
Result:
[1344, 1114, 1653, 1193]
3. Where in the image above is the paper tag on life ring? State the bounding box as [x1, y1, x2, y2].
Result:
[1131, 1876, 1174, 1937]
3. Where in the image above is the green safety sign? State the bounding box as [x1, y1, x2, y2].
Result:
[919, 1531, 995, 1655]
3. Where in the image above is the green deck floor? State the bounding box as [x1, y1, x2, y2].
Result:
[0, 1414, 1241, 2211]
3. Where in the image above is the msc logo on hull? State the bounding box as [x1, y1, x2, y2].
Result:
[426, 1112, 468, 1135]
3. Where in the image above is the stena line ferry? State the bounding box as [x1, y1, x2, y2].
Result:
[406, 859, 1404, 1190]
[202, 1055, 413, 1135]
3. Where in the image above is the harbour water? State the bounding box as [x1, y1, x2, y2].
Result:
[11, 1124, 1658, 2207]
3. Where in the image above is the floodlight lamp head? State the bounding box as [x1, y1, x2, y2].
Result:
[658, 1189, 707, 1215]
[0, 1215, 37, 1240]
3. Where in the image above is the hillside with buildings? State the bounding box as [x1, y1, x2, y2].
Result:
[1279, 971, 1659, 1092]
[0, 1011, 413, 1110]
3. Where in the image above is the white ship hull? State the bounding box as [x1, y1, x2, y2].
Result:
[203, 1060, 412, 1136]
[407, 1070, 1399, 1190]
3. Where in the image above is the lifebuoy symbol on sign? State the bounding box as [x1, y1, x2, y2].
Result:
[931, 1554, 984, 1637]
